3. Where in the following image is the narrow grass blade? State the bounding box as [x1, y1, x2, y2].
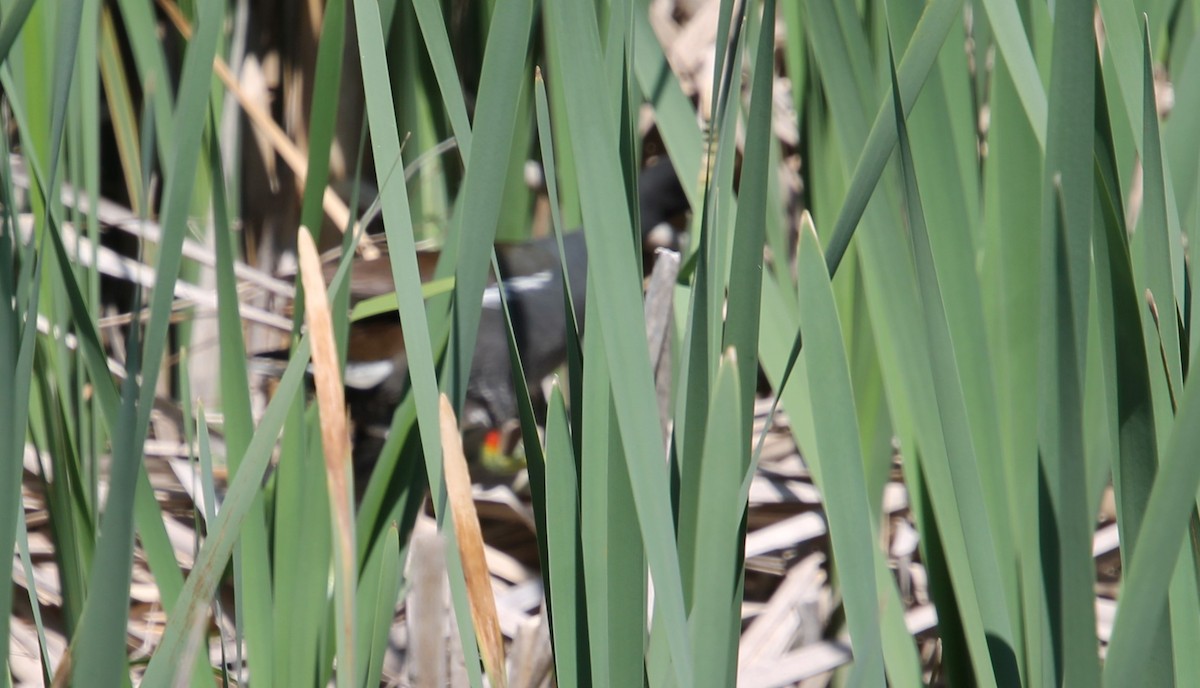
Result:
[1038, 180, 1101, 686]
[15, 506, 54, 685]
[543, 384, 584, 686]
[1093, 52, 1160, 579]
[976, 0, 1048, 149]
[442, 0, 533, 413]
[40, 0, 84, 188]
[355, 394, 425, 552]
[795, 221, 886, 684]
[0, 229, 43, 663]
[196, 409, 217, 546]
[684, 350, 743, 687]
[978, 54, 1047, 687]
[271, 403, 330, 688]
[1035, 0, 1100, 679]
[1137, 20, 1184, 399]
[205, 109, 278, 687]
[723, 0, 774, 443]
[412, 0, 472, 160]
[745, 265, 805, 510]
[298, 0, 348, 235]
[112, 0, 176, 167]
[355, 524, 402, 688]
[531, 70, 584, 453]
[1095, 1, 1144, 152]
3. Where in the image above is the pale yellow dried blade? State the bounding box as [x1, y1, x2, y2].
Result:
[297, 227, 357, 687]
[439, 393, 507, 688]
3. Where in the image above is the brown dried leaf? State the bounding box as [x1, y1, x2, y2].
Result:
[297, 226, 357, 674]
[439, 394, 507, 688]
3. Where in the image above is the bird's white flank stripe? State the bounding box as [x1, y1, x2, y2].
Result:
[343, 359, 396, 390]
[481, 269, 554, 309]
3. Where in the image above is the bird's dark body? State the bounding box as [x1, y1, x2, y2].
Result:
[466, 231, 589, 426]
[341, 231, 589, 468]
[271, 156, 689, 472]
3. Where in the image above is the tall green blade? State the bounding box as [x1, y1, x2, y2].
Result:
[886, 36, 1017, 684]
[1035, 0, 1100, 679]
[544, 0, 693, 682]
[543, 385, 584, 686]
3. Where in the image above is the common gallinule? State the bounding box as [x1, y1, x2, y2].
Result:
[266, 156, 689, 474]
[337, 229, 589, 473]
